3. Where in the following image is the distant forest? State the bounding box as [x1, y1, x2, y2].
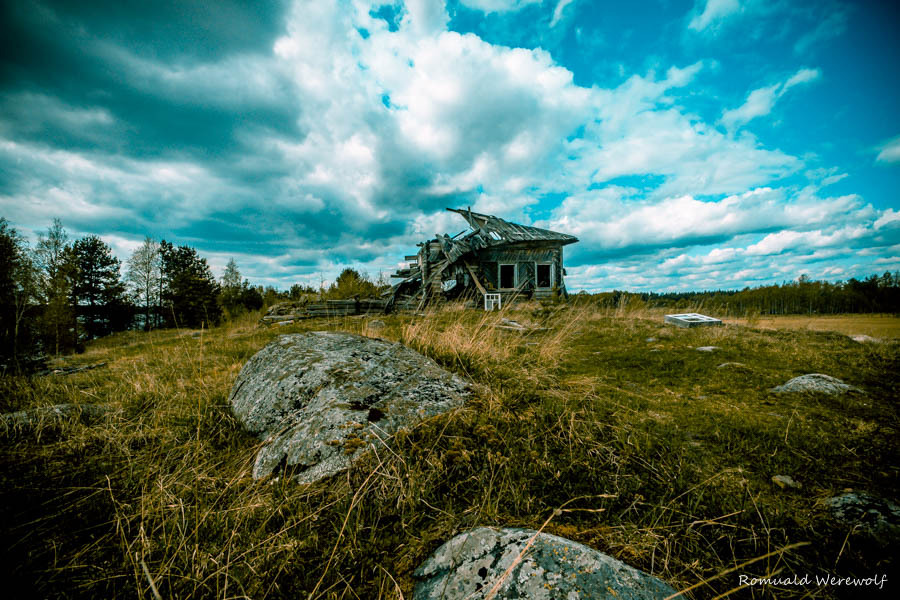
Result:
[588, 272, 900, 316]
[0, 218, 381, 370]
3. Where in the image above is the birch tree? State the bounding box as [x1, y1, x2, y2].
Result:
[126, 237, 161, 330]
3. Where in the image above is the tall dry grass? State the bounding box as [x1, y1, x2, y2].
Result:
[1, 302, 897, 599]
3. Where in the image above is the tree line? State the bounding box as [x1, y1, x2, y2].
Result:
[0, 218, 325, 371]
[589, 272, 900, 316]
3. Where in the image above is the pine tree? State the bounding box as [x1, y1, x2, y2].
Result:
[71, 235, 127, 339]
[0, 218, 39, 368]
[159, 241, 222, 328]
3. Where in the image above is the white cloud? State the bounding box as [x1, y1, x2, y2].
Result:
[875, 136, 900, 164]
[2, 0, 892, 293]
[403, 0, 449, 37]
[550, 0, 577, 28]
[688, 0, 743, 32]
[783, 67, 821, 91]
[458, 0, 541, 13]
[720, 85, 779, 130]
[547, 185, 879, 258]
[874, 209, 900, 229]
[721, 68, 820, 130]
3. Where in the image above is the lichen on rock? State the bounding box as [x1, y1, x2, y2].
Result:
[770, 373, 861, 395]
[229, 331, 469, 483]
[413, 527, 678, 599]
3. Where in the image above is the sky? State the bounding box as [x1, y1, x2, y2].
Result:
[1, 0, 898, 293]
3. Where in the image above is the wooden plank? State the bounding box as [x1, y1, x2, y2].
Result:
[464, 262, 487, 295]
[404, 255, 419, 261]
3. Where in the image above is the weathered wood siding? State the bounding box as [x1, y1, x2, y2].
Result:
[477, 245, 560, 291]
[480, 261, 498, 290]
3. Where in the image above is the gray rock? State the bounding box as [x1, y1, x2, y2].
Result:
[824, 492, 900, 541]
[770, 374, 861, 395]
[229, 332, 470, 483]
[850, 334, 879, 343]
[367, 319, 386, 330]
[413, 527, 678, 600]
[695, 346, 719, 352]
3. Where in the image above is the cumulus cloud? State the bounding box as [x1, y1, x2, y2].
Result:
[546, 187, 878, 263]
[0, 0, 894, 292]
[557, 183, 897, 292]
[721, 68, 820, 130]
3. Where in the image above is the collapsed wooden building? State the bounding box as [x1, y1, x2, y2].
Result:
[388, 208, 579, 310]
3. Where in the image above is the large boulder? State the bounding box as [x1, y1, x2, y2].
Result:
[413, 527, 678, 600]
[229, 332, 469, 483]
[770, 374, 860, 395]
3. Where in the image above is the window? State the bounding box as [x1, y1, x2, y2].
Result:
[536, 263, 552, 288]
[499, 264, 516, 289]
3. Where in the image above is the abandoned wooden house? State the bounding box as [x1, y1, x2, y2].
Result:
[387, 208, 578, 310]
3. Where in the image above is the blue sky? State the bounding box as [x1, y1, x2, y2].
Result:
[1, 0, 898, 292]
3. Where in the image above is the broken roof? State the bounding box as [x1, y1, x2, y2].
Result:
[446, 208, 578, 246]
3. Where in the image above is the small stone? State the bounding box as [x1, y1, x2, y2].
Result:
[770, 374, 861, 395]
[367, 319, 386, 329]
[772, 475, 801, 489]
[717, 362, 748, 369]
[413, 527, 677, 600]
[645, 337, 657, 343]
[696, 346, 719, 352]
[850, 334, 879, 343]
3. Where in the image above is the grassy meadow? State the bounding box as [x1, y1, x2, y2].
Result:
[724, 313, 900, 340]
[1, 304, 897, 599]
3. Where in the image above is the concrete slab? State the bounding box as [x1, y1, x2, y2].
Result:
[664, 313, 723, 328]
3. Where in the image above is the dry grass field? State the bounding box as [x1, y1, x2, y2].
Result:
[1, 303, 897, 599]
[724, 314, 900, 340]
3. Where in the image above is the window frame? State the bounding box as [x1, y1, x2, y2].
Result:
[535, 262, 554, 289]
[498, 263, 517, 289]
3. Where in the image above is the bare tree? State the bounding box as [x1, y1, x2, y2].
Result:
[34, 218, 73, 355]
[126, 237, 161, 331]
[222, 258, 241, 290]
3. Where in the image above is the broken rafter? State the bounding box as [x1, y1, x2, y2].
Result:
[464, 262, 487, 296]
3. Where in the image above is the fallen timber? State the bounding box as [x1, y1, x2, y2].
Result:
[260, 298, 388, 324]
